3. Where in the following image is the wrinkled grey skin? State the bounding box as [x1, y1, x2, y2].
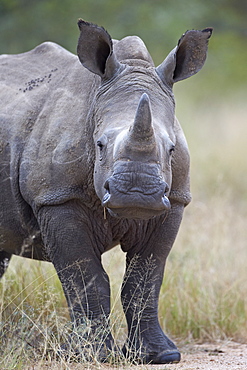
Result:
[0, 20, 212, 363]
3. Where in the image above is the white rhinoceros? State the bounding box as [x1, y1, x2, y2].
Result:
[0, 20, 212, 363]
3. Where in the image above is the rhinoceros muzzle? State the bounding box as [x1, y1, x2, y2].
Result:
[100, 93, 172, 219]
[102, 168, 171, 220]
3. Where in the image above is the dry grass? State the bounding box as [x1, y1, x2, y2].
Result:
[160, 95, 247, 342]
[0, 98, 246, 368]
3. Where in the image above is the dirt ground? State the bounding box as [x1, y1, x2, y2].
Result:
[32, 341, 247, 370]
[172, 341, 247, 370]
[110, 341, 247, 370]
[111, 341, 247, 370]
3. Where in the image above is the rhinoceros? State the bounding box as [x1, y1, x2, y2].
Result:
[0, 20, 212, 363]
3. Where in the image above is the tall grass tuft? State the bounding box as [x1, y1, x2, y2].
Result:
[0, 99, 246, 368]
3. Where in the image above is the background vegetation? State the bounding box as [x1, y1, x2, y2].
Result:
[0, 0, 246, 368]
[1, 0, 247, 95]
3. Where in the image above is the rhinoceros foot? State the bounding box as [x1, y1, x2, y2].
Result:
[145, 349, 181, 364]
[122, 332, 181, 364]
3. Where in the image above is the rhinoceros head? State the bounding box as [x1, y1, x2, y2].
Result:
[77, 20, 212, 219]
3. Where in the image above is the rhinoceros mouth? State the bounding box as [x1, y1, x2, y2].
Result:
[105, 205, 169, 220]
[105, 202, 170, 220]
[103, 189, 170, 208]
[101, 161, 171, 219]
[102, 185, 171, 220]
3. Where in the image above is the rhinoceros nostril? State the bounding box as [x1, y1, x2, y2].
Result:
[164, 183, 170, 194]
[104, 180, 110, 191]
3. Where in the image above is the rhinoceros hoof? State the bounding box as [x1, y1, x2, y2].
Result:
[146, 349, 181, 364]
[122, 345, 181, 364]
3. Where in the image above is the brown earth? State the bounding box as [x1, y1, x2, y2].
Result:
[30, 341, 247, 370]
[172, 341, 247, 370]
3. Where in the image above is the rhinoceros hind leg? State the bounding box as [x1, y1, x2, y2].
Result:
[58, 334, 116, 363]
[0, 251, 12, 278]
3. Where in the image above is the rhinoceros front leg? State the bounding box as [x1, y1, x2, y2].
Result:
[37, 201, 114, 361]
[121, 203, 184, 364]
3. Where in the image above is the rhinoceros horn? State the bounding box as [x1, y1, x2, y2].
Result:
[129, 93, 154, 142]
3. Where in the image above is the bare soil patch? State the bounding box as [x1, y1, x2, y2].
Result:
[173, 341, 247, 370]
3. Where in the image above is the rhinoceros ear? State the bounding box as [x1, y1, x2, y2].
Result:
[77, 19, 122, 80]
[156, 28, 213, 87]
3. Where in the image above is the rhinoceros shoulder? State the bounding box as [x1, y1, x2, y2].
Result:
[0, 41, 78, 88]
[0, 41, 75, 61]
[27, 41, 76, 61]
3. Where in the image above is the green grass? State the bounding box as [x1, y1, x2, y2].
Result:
[0, 98, 246, 368]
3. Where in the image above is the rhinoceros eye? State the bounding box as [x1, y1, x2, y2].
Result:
[97, 140, 104, 150]
[97, 134, 108, 161]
